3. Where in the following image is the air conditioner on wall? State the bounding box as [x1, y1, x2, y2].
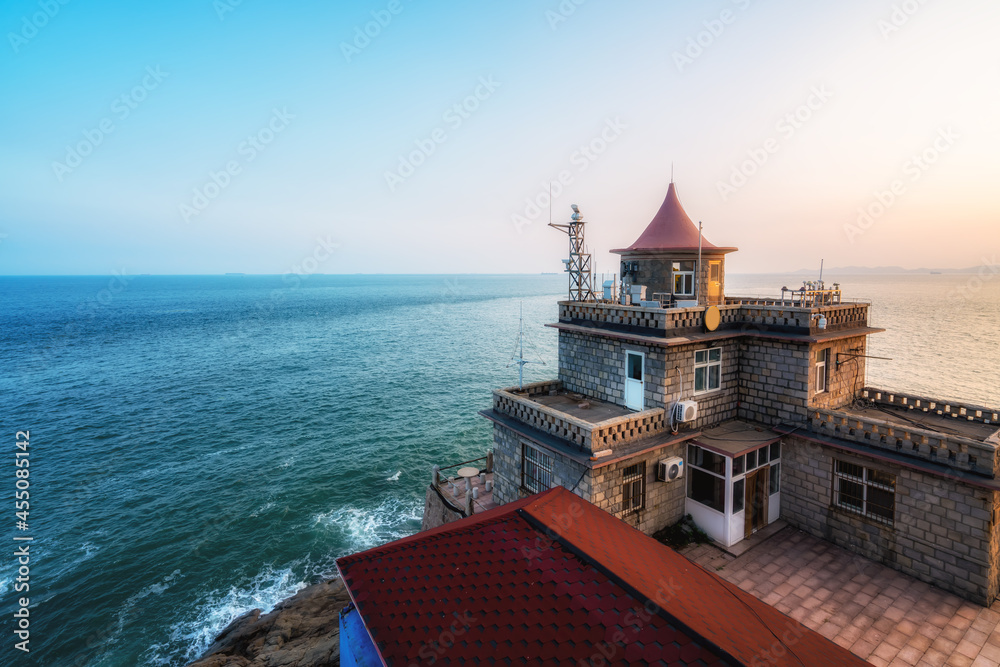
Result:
[674, 400, 698, 423]
[657, 457, 684, 482]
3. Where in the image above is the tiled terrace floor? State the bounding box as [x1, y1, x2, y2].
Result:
[679, 527, 1000, 666]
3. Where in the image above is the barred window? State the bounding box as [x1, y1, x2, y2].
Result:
[521, 444, 552, 494]
[622, 462, 645, 515]
[833, 460, 895, 525]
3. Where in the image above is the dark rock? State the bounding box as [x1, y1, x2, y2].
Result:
[187, 578, 350, 667]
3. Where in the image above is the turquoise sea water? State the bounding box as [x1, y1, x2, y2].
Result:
[1, 272, 997, 666]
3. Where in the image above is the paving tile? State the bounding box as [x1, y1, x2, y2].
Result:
[885, 629, 910, 649]
[873, 640, 900, 661]
[922, 647, 950, 666]
[929, 635, 957, 656]
[850, 637, 876, 659]
[945, 654, 974, 667]
[906, 631, 932, 653]
[679, 528, 999, 666]
[894, 644, 923, 665]
[957, 638, 983, 659]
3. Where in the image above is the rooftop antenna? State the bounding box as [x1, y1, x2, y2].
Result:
[507, 302, 545, 389]
[549, 204, 596, 302]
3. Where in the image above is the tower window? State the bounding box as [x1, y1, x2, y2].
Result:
[672, 261, 695, 296]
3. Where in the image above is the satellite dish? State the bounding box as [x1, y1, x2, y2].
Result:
[704, 305, 721, 332]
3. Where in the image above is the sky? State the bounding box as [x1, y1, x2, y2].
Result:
[1, 0, 998, 275]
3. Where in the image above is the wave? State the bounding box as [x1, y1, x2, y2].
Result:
[144, 563, 307, 666]
[386, 470, 401, 481]
[312, 496, 423, 554]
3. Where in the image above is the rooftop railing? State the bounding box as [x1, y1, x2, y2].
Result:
[809, 406, 998, 477]
[558, 299, 871, 336]
[491, 380, 667, 453]
[860, 388, 1000, 427]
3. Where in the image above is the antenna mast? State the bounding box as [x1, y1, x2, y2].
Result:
[549, 204, 595, 302]
[508, 302, 544, 389]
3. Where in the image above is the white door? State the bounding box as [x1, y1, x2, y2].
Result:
[625, 352, 644, 411]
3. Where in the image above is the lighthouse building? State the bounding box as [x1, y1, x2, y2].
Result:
[428, 181, 1000, 607]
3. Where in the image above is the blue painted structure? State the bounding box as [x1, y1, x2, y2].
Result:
[339, 603, 382, 667]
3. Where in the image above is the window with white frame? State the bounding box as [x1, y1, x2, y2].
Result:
[521, 443, 553, 494]
[686, 444, 726, 513]
[694, 348, 722, 394]
[833, 460, 895, 525]
[672, 261, 695, 296]
[815, 348, 829, 394]
[621, 462, 645, 515]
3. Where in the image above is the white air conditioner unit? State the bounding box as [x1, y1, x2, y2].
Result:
[657, 457, 684, 482]
[674, 400, 698, 423]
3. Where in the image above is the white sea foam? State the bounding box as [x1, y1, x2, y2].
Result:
[249, 501, 275, 517]
[145, 564, 308, 666]
[386, 470, 401, 481]
[312, 496, 422, 553]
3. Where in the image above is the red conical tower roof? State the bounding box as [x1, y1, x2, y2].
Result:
[611, 182, 737, 254]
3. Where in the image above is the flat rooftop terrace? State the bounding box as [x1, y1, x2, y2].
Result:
[527, 390, 634, 424]
[844, 403, 1000, 443]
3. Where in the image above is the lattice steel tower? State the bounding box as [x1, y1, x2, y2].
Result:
[549, 204, 595, 302]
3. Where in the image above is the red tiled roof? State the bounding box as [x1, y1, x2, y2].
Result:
[611, 182, 738, 254]
[336, 488, 866, 666]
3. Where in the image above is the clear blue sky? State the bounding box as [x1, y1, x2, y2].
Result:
[1, 0, 997, 275]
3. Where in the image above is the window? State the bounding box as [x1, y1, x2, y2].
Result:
[815, 348, 829, 394]
[769, 463, 780, 495]
[622, 463, 645, 515]
[833, 460, 895, 525]
[688, 468, 725, 513]
[686, 444, 725, 513]
[627, 352, 643, 381]
[733, 479, 745, 513]
[710, 262, 721, 282]
[694, 348, 722, 394]
[672, 261, 695, 296]
[521, 444, 553, 494]
[687, 443, 725, 475]
[733, 454, 745, 476]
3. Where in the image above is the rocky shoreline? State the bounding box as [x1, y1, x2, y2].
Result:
[187, 578, 350, 667]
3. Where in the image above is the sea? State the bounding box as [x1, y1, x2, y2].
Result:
[1, 272, 997, 666]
